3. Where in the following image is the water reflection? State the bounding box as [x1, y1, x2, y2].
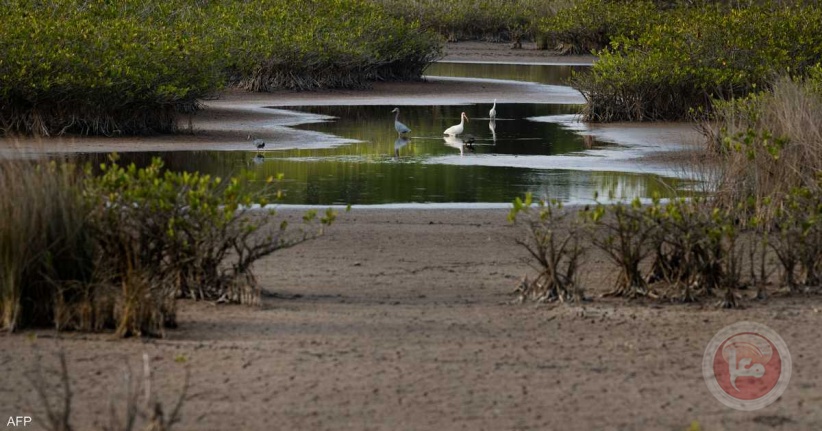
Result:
[55, 60, 691, 206]
[290, 104, 582, 157]
[78, 149, 682, 206]
[443, 135, 466, 156]
[393, 136, 410, 159]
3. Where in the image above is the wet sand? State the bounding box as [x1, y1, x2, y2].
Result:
[2, 43, 819, 431]
[3, 208, 821, 430]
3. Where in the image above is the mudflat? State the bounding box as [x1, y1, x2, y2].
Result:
[1, 44, 820, 431]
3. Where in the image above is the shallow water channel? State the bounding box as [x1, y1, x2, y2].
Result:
[79, 63, 690, 206]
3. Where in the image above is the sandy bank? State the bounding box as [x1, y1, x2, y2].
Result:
[2, 208, 820, 430]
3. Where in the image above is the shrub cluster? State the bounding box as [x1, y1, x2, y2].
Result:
[0, 1, 225, 136]
[374, 0, 567, 45]
[229, 0, 442, 91]
[511, 191, 822, 309]
[709, 70, 822, 221]
[0, 0, 442, 136]
[539, 0, 661, 54]
[0, 157, 334, 336]
[509, 195, 585, 303]
[574, 3, 822, 121]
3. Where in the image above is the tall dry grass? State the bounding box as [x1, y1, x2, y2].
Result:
[709, 73, 822, 221]
[0, 158, 94, 331]
[0, 157, 176, 336]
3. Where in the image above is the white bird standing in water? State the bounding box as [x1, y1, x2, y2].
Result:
[443, 112, 469, 136]
[489, 99, 497, 120]
[391, 107, 411, 135]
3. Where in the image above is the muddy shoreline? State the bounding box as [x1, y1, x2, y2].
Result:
[0, 42, 594, 155]
[3, 208, 821, 430]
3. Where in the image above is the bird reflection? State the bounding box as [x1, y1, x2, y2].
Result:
[443, 135, 466, 156]
[489, 119, 497, 144]
[254, 139, 266, 151]
[394, 136, 410, 159]
[250, 154, 265, 165]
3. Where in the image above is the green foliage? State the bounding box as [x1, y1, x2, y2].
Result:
[575, 3, 822, 121]
[225, 0, 443, 91]
[710, 71, 822, 221]
[510, 189, 822, 308]
[0, 0, 443, 136]
[540, 0, 661, 54]
[374, 0, 568, 44]
[87, 156, 335, 320]
[770, 179, 822, 291]
[509, 193, 586, 303]
[0, 0, 226, 136]
[584, 197, 659, 298]
[646, 198, 746, 307]
[1, 156, 334, 336]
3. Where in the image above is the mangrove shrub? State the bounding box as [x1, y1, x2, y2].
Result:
[0, 0, 443, 136]
[574, 3, 822, 121]
[709, 69, 822, 221]
[227, 0, 443, 91]
[509, 193, 586, 303]
[540, 0, 661, 54]
[374, 0, 567, 44]
[0, 156, 335, 336]
[0, 1, 226, 136]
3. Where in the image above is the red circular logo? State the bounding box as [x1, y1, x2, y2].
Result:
[703, 322, 791, 410]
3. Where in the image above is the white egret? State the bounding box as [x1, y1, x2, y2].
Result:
[489, 118, 496, 143]
[489, 99, 497, 119]
[391, 107, 411, 135]
[443, 112, 469, 136]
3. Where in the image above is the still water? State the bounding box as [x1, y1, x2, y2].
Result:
[79, 63, 686, 206]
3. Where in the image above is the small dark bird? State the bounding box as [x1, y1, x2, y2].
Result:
[463, 134, 477, 151]
[254, 139, 266, 150]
